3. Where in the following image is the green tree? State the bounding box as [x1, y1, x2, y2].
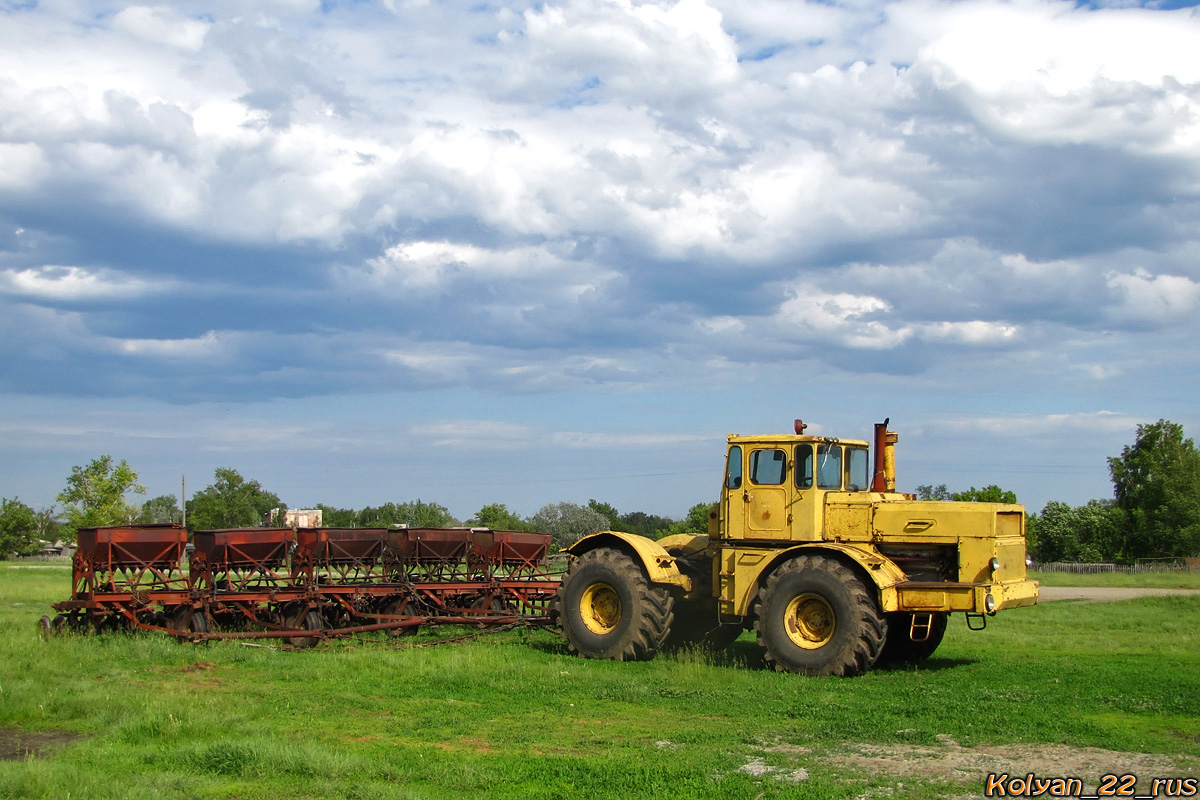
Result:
[952, 485, 1018, 504]
[0, 498, 41, 557]
[468, 503, 529, 531]
[186, 468, 283, 531]
[1027, 500, 1128, 563]
[528, 502, 610, 549]
[57, 455, 146, 538]
[356, 500, 457, 529]
[138, 494, 182, 524]
[582, 500, 685, 537]
[915, 484, 1016, 504]
[1108, 419, 1200, 559]
[33, 507, 61, 543]
[618, 510, 676, 538]
[587, 500, 622, 531]
[662, 502, 716, 537]
[915, 484, 953, 501]
[315, 504, 357, 528]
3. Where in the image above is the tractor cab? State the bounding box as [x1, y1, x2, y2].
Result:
[720, 424, 875, 544]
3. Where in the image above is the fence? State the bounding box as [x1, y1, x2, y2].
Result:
[1034, 559, 1198, 574]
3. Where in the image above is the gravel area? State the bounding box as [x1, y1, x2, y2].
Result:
[1037, 586, 1200, 603]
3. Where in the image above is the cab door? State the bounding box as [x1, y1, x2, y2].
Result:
[744, 447, 789, 539]
[722, 445, 747, 540]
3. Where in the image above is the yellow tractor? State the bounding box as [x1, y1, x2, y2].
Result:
[556, 419, 1038, 676]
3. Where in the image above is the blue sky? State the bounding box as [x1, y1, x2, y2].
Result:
[2, 0, 1199, 522]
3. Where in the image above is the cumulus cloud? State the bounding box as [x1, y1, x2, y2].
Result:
[0, 0, 1197, 515]
[1105, 268, 1200, 325]
[0, 265, 173, 301]
[113, 6, 212, 52]
[776, 285, 904, 350]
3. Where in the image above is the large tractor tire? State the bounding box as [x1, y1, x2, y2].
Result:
[755, 554, 886, 677]
[877, 612, 947, 665]
[558, 547, 674, 661]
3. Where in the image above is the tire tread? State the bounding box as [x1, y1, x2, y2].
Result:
[754, 554, 886, 677]
[558, 547, 674, 661]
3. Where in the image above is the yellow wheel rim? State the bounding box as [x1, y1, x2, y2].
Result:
[783, 593, 835, 649]
[579, 582, 621, 635]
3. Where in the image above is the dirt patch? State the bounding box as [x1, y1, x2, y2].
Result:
[434, 738, 498, 754]
[1039, 587, 1200, 604]
[753, 735, 1200, 794]
[0, 728, 87, 761]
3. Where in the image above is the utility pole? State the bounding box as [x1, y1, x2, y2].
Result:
[181, 475, 186, 528]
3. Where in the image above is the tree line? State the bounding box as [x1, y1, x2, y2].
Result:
[1027, 419, 1200, 563]
[0, 458, 713, 555]
[4, 419, 1195, 561]
[921, 420, 1200, 563]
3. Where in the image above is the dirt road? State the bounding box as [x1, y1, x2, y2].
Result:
[1038, 586, 1200, 603]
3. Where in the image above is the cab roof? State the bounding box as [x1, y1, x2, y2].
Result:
[726, 433, 870, 447]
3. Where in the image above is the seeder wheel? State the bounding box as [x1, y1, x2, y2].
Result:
[285, 608, 323, 649]
[383, 598, 422, 637]
[171, 607, 210, 638]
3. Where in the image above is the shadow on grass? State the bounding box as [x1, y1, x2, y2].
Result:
[522, 632, 977, 674]
[875, 656, 977, 673]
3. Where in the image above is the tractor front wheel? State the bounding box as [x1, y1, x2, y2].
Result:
[755, 554, 885, 676]
[557, 547, 674, 661]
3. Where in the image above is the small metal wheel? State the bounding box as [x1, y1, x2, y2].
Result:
[171, 607, 209, 638]
[285, 608, 323, 649]
[37, 615, 53, 641]
[383, 598, 422, 636]
[471, 594, 513, 624]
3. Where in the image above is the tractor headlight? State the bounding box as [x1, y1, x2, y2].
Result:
[989, 557, 1000, 573]
[985, 593, 997, 614]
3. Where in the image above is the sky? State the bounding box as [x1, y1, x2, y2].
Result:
[1, 0, 1199, 522]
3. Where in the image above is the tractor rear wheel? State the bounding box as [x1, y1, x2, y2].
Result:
[877, 612, 947, 665]
[755, 554, 885, 677]
[558, 547, 673, 661]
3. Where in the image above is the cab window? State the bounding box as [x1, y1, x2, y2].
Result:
[816, 444, 842, 489]
[795, 444, 813, 489]
[725, 445, 742, 489]
[846, 447, 869, 491]
[749, 449, 786, 485]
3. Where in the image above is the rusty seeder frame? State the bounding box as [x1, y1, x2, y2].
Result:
[47, 524, 560, 644]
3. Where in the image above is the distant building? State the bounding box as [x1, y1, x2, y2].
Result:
[266, 508, 324, 528]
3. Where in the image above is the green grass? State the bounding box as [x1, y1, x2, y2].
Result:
[2, 562, 1199, 799]
[1031, 568, 1200, 589]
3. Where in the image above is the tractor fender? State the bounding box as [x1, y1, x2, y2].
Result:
[564, 531, 693, 593]
[654, 532, 709, 557]
[731, 542, 909, 617]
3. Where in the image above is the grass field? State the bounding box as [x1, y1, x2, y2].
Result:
[1030, 568, 1200, 589]
[2, 564, 1198, 800]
